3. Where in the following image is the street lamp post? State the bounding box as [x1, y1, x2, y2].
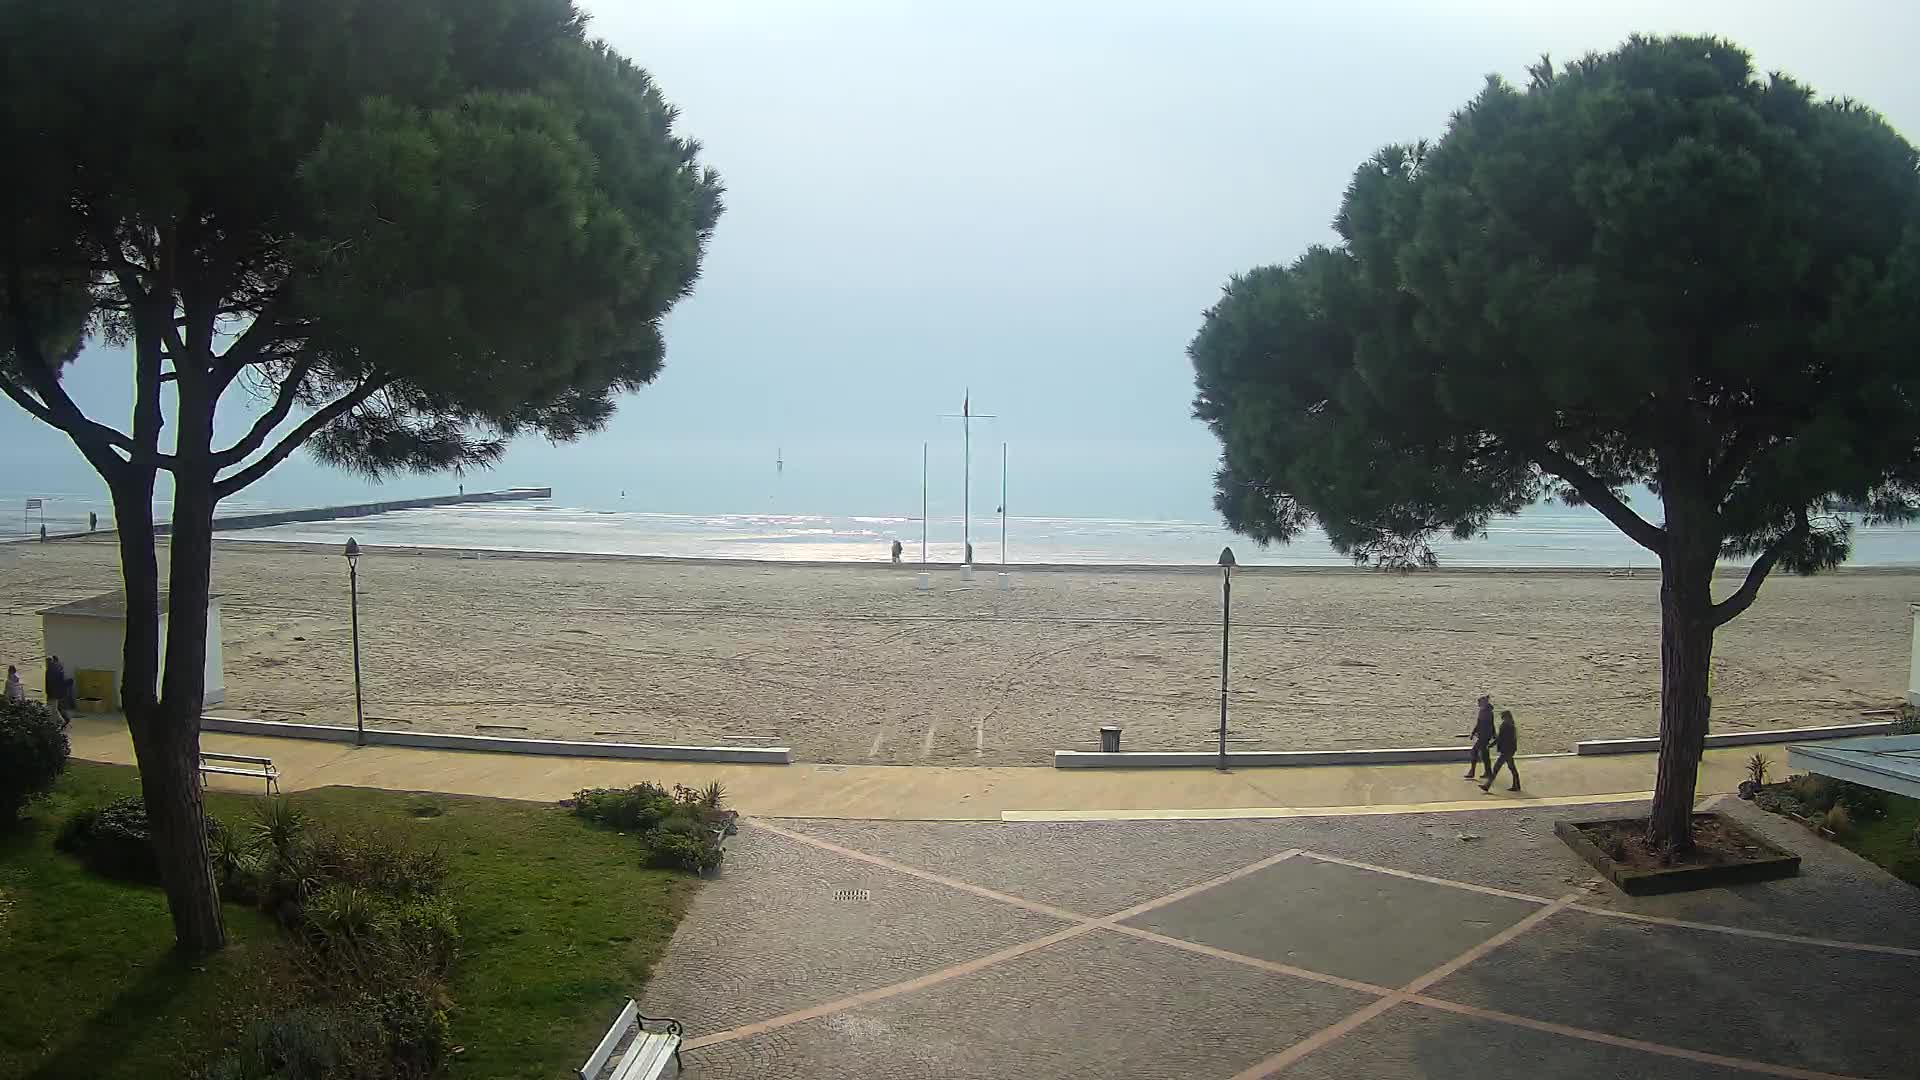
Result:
[1217, 546, 1236, 771]
[345, 538, 364, 746]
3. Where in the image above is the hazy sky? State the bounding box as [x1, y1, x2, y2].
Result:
[7, 0, 1919, 519]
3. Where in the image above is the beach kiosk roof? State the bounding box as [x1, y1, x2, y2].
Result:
[39, 591, 179, 618]
[1788, 736, 1920, 800]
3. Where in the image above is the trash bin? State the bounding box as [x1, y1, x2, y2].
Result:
[1099, 725, 1122, 753]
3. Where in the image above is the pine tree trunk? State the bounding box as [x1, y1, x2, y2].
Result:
[150, 395, 226, 952]
[1648, 537, 1716, 851]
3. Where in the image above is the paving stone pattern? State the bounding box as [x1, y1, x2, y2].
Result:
[687, 931, 1373, 1079]
[1429, 909, 1920, 1078]
[638, 826, 1067, 1034]
[1126, 857, 1543, 987]
[642, 805, 1920, 1079]
[1285, 1006, 1759, 1080]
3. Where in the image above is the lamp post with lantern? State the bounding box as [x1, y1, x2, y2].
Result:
[345, 538, 365, 746]
[1217, 546, 1236, 771]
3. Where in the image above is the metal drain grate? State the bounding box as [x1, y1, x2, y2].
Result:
[831, 888, 872, 902]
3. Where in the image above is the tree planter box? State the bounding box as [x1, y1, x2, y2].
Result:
[1555, 813, 1801, 895]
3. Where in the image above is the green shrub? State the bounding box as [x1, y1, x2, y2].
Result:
[360, 985, 452, 1077]
[306, 884, 384, 950]
[388, 896, 462, 973]
[207, 990, 449, 1080]
[57, 796, 232, 882]
[1788, 773, 1835, 812]
[574, 780, 730, 873]
[1824, 802, 1853, 836]
[212, 824, 266, 903]
[57, 796, 161, 880]
[569, 783, 676, 830]
[0, 698, 69, 822]
[1834, 780, 1889, 822]
[645, 829, 723, 873]
[205, 1007, 352, 1080]
[253, 797, 309, 858]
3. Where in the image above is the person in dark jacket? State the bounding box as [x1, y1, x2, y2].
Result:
[1463, 694, 1495, 780]
[1482, 710, 1520, 792]
[44, 655, 71, 723]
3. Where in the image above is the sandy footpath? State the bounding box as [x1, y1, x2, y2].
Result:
[1, 537, 1912, 766]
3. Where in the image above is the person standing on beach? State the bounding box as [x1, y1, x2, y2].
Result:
[1482, 710, 1521, 792]
[1464, 694, 1494, 780]
[891, 539, 903, 564]
[4, 665, 24, 703]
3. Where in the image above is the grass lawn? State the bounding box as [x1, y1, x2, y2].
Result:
[0, 762, 697, 1080]
[1841, 791, 1920, 888]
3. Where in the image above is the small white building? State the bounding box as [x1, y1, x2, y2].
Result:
[39, 591, 225, 710]
[1911, 604, 1920, 707]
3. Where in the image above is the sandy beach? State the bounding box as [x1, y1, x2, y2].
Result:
[1, 537, 1912, 765]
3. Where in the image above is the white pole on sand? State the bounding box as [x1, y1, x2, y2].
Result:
[916, 442, 931, 591]
[997, 442, 1010, 591]
[942, 391, 994, 581]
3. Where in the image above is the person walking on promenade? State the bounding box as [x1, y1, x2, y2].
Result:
[1482, 710, 1521, 792]
[1464, 694, 1495, 780]
[44, 655, 71, 723]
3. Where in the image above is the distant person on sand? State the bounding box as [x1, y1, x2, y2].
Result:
[965, 541, 974, 564]
[4, 665, 23, 703]
[1481, 710, 1521, 792]
[44, 655, 71, 722]
[88, 511, 97, 532]
[1463, 694, 1495, 780]
[890, 539, 903, 564]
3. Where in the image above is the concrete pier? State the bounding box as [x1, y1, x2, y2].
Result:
[155, 487, 551, 536]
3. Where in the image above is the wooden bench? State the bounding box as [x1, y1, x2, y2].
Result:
[198, 751, 280, 795]
[579, 999, 682, 1080]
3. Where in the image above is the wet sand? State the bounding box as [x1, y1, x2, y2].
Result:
[1, 538, 1911, 765]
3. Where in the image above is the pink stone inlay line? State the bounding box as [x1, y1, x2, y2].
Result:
[693, 821, 1898, 1080]
[748, 819, 1090, 922]
[1406, 996, 1869, 1080]
[1227, 894, 1581, 1079]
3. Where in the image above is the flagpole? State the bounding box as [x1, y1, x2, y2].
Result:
[1000, 442, 1008, 565]
[940, 392, 993, 569]
[921, 441, 928, 565]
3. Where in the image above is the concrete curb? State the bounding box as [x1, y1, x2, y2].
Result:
[1574, 721, 1893, 756]
[199, 715, 791, 764]
[1054, 745, 1473, 769]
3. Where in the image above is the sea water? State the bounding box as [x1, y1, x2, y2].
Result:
[210, 500, 1920, 567]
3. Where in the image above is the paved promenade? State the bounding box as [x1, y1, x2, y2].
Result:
[67, 715, 1757, 820]
[645, 800, 1920, 1079]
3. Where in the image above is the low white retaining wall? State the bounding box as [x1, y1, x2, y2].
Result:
[1054, 745, 1473, 769]
[1574, 721, 1894, 756]
[200, 715, 791, 764]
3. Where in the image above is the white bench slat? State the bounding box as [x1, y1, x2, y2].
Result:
[579, 999, 639, 1080]
[612, 1033, 679, 1080]
[201, 752, 275, 765]
[199, 754, 280, 793]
